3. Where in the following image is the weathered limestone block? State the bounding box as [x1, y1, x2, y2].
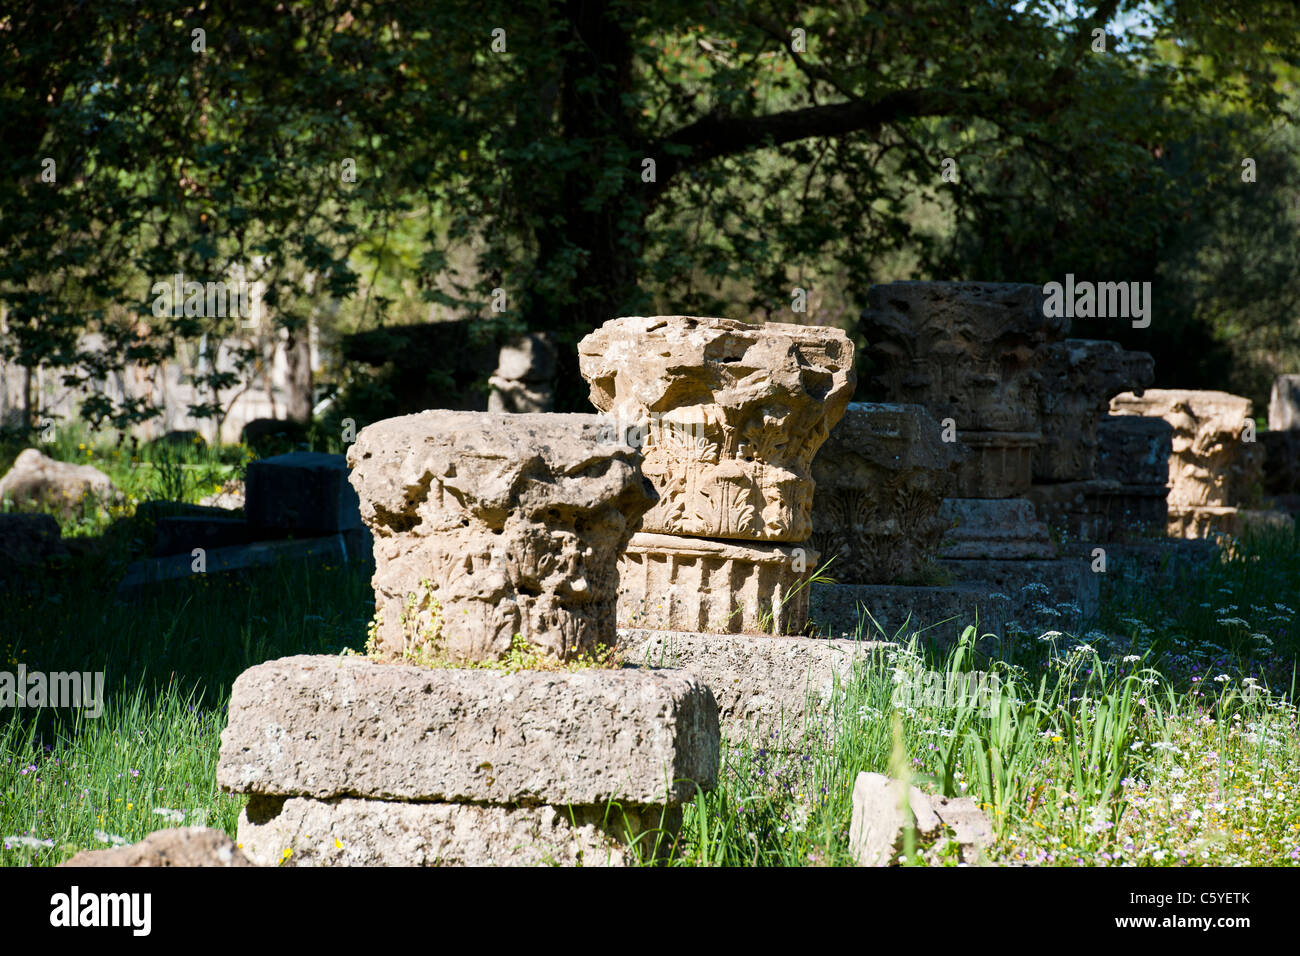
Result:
[617, 532, 815, 636]
[245, 451, 362, 535]
[859, 281, 1067, 433]
[617, 628, 889, 742]
[938, 498, 1056, 560]
[0, 448, 118, 516]
[810, 403, 964, 584]
[577, 316, 855, 542]
[952, 431, 1039, 498]
[217, 655, 718, 807]
[1036, 340, 1155, 482]
[1268, 374, 1300, 432]
[346, 411, 654, 663]
[237, 796, 663, 867]
[1097, 415, 1172, 487]
[60, 827, 252, 868]
[1110, 390, 1262, 509]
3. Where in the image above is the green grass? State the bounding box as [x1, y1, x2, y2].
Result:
[2, 442, 1299, 864]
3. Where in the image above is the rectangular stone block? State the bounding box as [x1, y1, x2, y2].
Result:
[238, 795, 669, 867]
[217, 655, 719, 807]
[245, 451, 362, 535]
[617, 628, 888, 743]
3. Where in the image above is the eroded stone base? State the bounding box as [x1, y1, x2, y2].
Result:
[617, 532, 815, 635]
[617, 628, 888, 743]
[238, 796, 675, 867]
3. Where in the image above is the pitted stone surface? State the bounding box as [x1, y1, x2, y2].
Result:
[578, 316, 855, 542]
[217, 655, 719, 807]
[1036, 340, 1154, 482]
[810, 403, 964, 584]
[859, 281, 1067, 433]
[346, 411, 654, 662]
[237, 796, 661, 867]
[1110, 390, 1262, 510]
[617, 629, 889, 742]
[617, 532, 815, 635]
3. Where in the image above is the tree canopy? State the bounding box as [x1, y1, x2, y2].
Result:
[3, 0, 1299, 424]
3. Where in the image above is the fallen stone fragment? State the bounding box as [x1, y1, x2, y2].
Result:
[60, 827, 252, 867]
[848, 772, 942, 867]
[0, 448, 118, 516]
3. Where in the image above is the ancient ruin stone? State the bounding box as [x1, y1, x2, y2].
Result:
[1097, 415, 1172, 487]
[810, 403, 964, 584]
[952, 431, 1039, 498]
[1268, 374, 1300, 432]
[577, 316, 855, 542]
[245, 451, 362, 535]
[937, 498, 1056, 560]
[1110, 390, 1262, 510]
[217, 655, 719, 807]
[1167, 505, 1292, 540]
[346, 411, 654, 663]
[60, 827, 252, 867]
[618, 629, 890, 742]
[859, 281, 1067, 433]
[0, 448, 118, 516]
[1036, 340, 1154, 482]
[848, 772, 943, 867]
[617, 532, 816, 635]
[237, 796, 662, 867]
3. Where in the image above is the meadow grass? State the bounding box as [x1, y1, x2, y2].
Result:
[2, 427, 1298, 865]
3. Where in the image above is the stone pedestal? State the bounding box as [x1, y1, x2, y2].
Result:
[1035, 340, 1154, 483]
[580, 316, 852, 637]
[1110, 389, 1264, 538]
[617, 532, 815, 635]
[346, 411, 654, 664]
[578, 315, 855, 542]
[1024, 479, 1123, 542]
[217, 656, 720, 866]
[809, 402, 963, 584]
[859, 281, 1067, 433]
